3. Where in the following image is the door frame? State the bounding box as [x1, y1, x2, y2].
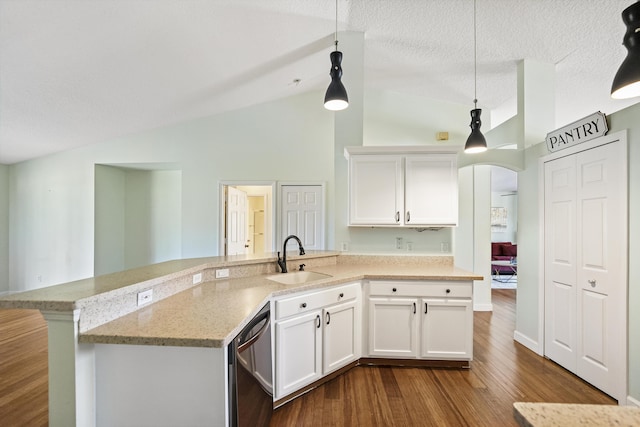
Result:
[218, 181, 276, 255]
[537, 129, 628, 400]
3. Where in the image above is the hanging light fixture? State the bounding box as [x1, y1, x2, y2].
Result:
[324, 0, 349, 111]
[611, 1, 640, 99]
[464, 0, 487, 154]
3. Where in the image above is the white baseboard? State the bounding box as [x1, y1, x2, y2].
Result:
[474, 303, 493, 312]
[514, 330, 543, 356]
[627, 395, 640, 407]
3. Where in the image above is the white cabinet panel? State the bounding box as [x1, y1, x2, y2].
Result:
[420, 298, 473, 360]
[323, 300, 361, 374]
[347, 151, 458, 227]
[368, 297, 418, 357]
[348, 155, 403, 225]
[274, 310, 322, 398]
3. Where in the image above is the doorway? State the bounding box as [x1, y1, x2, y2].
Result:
[490, 166, 518, 289]
[220, 183, 275, 256]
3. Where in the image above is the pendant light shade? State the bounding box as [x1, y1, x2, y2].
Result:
[324, 0, 348, 111]
[465, 108, 487, 153]
[464, 0, 487, 154]
[324, 49, 349, 110]
[611, 1, 640, 99]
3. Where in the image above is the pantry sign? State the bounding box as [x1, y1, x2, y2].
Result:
[545, 111, 608, 153]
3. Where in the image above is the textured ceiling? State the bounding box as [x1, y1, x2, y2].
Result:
[1, 0, 638, 164]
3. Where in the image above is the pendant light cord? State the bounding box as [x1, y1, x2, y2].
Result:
[473, 0, 478, 109]
[334, 0, 339, 51]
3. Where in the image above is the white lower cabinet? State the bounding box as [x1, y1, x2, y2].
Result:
[274, 282, 361, 401]
[275, 310, 323, 399]
[368, 297, 418, 357]
[420, 298, 473, 359]
[367, 280, 473, 361]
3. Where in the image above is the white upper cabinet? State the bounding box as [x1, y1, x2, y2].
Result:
[346, 147, 459, 227]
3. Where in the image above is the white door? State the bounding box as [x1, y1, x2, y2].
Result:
[544, 138, 627, 402]
[226, 186, 248, 255]
[544, 154, 578, 371]
[281, 185, 325, 250]
[405, 154, 458, 226]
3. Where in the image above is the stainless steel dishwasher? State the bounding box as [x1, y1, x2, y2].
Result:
[228, 303, 273, 427]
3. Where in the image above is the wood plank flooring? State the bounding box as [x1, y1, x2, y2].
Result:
[0, 309, 48, 427]
[0, 290, 615, 427]
[270, 290, 615, 426]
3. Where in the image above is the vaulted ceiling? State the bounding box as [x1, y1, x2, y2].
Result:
[1, 0, 637, 164]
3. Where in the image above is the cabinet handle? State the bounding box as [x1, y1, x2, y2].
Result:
[588, 279, 596, 287]
[406, 211, 410, 223]
[425, 302, 428, 314]
[339, 293, 344, 298]
[301, 302, 307, 308]
[446, 289, 451, 294]
[326, 312, 331, 325]
[392, 287, 397, 292]
[413, 302, 416, 314]
[316, 315, 321, 328]
[395, 211, 400, 223]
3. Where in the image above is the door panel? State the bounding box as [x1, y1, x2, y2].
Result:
[544, 138, 627, 403]
[544, 155, 577, 370]
[281, 185, 325, 250]
[226, 187, 248, 255]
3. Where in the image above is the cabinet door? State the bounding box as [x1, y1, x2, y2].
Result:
[323, 300, 361, 374]
[274, 310, 322, 399]
[420, 298, 472, 360]
[405, 154, 458, 226]
[368, 297, 418, 357]
[349, 155, 403, 225]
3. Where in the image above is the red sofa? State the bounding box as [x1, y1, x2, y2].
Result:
[491, 242, 517, 275]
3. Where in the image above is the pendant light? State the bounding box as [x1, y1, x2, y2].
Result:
[611, 1, 640, 99]
[464, 0, 487, 154]
[324, 0, 349, 111]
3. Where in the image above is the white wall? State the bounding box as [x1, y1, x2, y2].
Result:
[490, 191, 518, 243]
[0, 164, 9, 293]
[95, 165, 125, 275]
[9, 91, 334, 291]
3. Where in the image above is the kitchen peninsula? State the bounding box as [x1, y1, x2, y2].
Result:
[0, 251, 481, 427]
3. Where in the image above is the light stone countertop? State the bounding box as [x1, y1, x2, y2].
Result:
[78, 259, 482, 348]
[513, 402, 640, 426]
[0, 252, 482, 349]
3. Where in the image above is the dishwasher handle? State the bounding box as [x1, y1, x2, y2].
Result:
[237, 309, 271, 354]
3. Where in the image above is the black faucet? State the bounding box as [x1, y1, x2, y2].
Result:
[277, 235, 305, 273]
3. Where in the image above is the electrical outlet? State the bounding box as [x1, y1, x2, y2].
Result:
[407, 241, 413, 251]
[396, 237, 403, 249]
[193, 273, 203, 284]
[341, 242, 349, 251]
[137, 289, 153, 306]
[215, 268, 229, 279]
[440, 242, 450, 252]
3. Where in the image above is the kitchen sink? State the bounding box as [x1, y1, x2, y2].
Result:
[266, 271, 332, 285]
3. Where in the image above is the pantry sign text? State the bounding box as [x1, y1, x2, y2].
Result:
[546, 112, 608, 153]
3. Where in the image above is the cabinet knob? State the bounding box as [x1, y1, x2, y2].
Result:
[588, 279, 596, 287]
[301, 302, 307, 308]
[339, 292, 344, 298]
[446, 289, 451, 294]
[392, 287, 397, 292]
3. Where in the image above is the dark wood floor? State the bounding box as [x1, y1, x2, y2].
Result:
[270, 289, 615, 426]
[0, 290, 614, 427]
